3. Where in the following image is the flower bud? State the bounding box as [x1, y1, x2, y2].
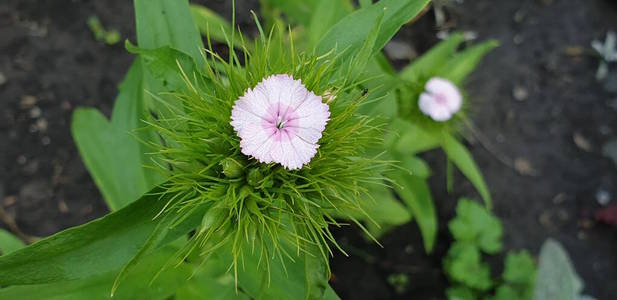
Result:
[220, 157, 244, 178]
[247, 168, 263, 187]
[200, 204, 227, 234]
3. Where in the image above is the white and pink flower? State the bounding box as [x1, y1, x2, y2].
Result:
[231, 74, 330, 170]
[418, 77, 462, 122]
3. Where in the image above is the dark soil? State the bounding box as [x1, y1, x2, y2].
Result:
[1, 0, 617, 299]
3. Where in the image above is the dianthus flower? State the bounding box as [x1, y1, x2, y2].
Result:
[418, 77, 462, 121]
[231, 74, 330, 170]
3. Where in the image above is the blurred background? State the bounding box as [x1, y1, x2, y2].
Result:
[1, 0, 616, 299]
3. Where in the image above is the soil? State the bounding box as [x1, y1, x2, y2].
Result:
[1, 0, 617, 299]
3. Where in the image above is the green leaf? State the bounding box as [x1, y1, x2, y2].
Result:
[448, 199, 502, 254]
[72, 60, 159, 211]
[444, 242, 493, 291]
[72, 109, 149, 211]
[445, 285, 476, 300]
[399, 32, 465, 82]
[264, 0, 321, 26]
[0, 229, 25, 255]
[438, 40, 499, 85]
[233, 241, 335, 300]
[190, 4, 246, 47]
[389, 171, 437, 252]
[316, 0, 431, 57]
[0, 247, 193, 300]
[126, 43, 211, 93]
[357, 63, 400, 117]
[442, 133, 492, 208]
[387, 118, 440, 155]
[134, 0, 203, 63]
[395, 153, 431, 179]
[503, 250, 536, 285]
[358, 184, 411, 238]
[346, 10, 384, 85]
[0, 187, 200, 286]
[534, 239, 583, 300]
[308, 0, 353, 45]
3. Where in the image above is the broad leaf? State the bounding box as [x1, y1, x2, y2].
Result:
[442, 134, 492, 208]
[308, 0, 353, 45]
[234, 242, 333, 300]
[0, 247, 193, 300]
[0, 229, 25, 255]
[534, 239, 583, 300]
[72, 62, 151, 211]
[190, 4, 247, 47]
[134, 0, 203, 63]
[387, 118, 441, 155]
[316, 0, 431, 58]
[389, 170, 436, 252]
[0, 187, 200, 286]
[126, 43, 211, 93]
[448, 199, 502, 254]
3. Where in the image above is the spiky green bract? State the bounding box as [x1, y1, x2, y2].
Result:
[143, 28, 387, 284]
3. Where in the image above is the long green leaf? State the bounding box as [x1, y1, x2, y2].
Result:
[442, 134, 492, 208]
[190, 4, 246, 47]
[0, 247, 193, 300]
[134, 0, 203, 63]
[399, 32, 465, 82]
[308, 0, 353, 45]
[439, 40, 499, 85]
[387, 118, 441, 155]
[72, 62, 151, 211]
[0, 187, 199, 286]
[0, 229, 25, 255]
[389, 171, 437, 252]
[316, 0, 430, 57]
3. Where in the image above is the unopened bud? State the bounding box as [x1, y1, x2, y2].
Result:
[221, 157, 244, 178]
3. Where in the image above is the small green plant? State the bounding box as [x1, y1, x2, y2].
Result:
[87, 16, 121, 45]
[444, 199, 536, 300]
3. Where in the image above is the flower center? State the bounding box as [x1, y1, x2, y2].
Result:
[276, 115, 286, 129]
[432, 92, 448, 105]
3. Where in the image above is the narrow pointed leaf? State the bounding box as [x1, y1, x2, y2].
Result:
[442, 134, 492, 208]
[399, 32, 465, 81]
[439, 40, 499, 85]
[389, 171, 437, 252]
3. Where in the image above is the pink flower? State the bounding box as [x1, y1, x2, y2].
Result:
[418, 77, 462, 122]
[231, 74, 330, 170]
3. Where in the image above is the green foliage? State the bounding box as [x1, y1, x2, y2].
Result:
[387, 273, 410, 294]
[448, 199, 502, 253]
[190, 4, 247, 47]
[389, 170, 436, 252]
[72, 62, 152, 210]
[316, 0, 431, 58]
[442, 134, 492, 208]
[444, 199, 537, 300]
[134, 27, 387, 284]
[0, 188, 198, 285]
[533, 239, 586, 300]
[0, 229, 24, 255]
[87, 16, 121, 45]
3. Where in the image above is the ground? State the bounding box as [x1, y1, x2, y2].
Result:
[1, 0, 616, 299]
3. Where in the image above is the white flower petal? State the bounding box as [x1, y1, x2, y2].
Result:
[230, 74, 329, 169]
